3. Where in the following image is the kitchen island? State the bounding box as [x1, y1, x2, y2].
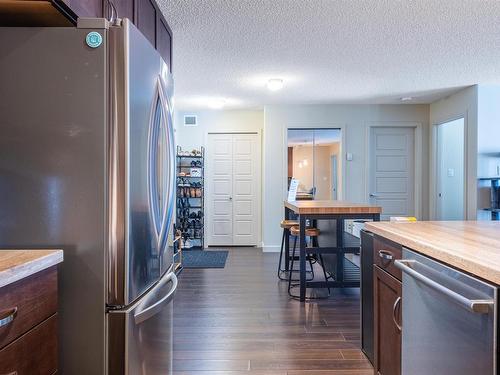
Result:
[362, 221, 500, 375]
[284, 200, 381, 301]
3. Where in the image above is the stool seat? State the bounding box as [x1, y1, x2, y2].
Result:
[280, 220, 299, 229]
[290, 226, 319, 237]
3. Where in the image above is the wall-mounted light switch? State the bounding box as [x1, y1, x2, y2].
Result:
[346, 153, 353, 161]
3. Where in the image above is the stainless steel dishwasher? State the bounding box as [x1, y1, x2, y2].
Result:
[395, 248, 497, 375]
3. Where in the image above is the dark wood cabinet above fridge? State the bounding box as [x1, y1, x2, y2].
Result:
[0, 0, 173, 72]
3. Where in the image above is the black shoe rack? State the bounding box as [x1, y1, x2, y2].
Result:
[175, 146, 204, 249]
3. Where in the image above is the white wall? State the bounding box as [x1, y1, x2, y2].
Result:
[174, 109, 264, 150]
[429, 86, 478, 220]
[263, 104, 430, 249]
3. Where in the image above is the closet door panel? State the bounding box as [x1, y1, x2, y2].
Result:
[207, 134, 233, 246]
[232, 134, 260, 246]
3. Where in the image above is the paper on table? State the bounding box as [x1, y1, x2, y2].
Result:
[288, 178, 299, 201]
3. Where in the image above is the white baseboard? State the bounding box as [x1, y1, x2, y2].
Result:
[262, 245, 281, 253]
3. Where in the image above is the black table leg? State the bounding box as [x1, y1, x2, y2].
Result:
[336, 218, 344, 284]
[285, 207, 290, 271]
[299, 214, 307, 302]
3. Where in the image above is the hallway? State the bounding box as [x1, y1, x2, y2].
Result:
[173, 248, 373, 374]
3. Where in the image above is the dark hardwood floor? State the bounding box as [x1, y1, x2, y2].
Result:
[173, 248, 373, 375]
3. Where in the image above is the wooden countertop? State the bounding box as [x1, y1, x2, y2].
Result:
[365, 221, 500, 285]
[285, 200, 382, 215]
[0, 250, 63, 288]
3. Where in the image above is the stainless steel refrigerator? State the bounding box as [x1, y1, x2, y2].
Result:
[0, 17, 177, 374]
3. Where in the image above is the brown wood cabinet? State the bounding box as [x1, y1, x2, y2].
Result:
[373, 265, 402, 375]
[0, 266, 59, 375]
[70, 0, 173, 72]
[60, 0, 102, 17]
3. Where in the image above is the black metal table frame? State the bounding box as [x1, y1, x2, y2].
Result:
[284, 207, 380, 302]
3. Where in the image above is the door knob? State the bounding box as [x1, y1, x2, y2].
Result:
[229, 196, 232, 200]
[369, 193, 379, 198]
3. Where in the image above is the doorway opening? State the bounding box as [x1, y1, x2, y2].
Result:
[287, 128, 342, 200]
[435, 118, 465, 220]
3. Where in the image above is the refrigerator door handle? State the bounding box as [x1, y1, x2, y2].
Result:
[147, 85, 162, 249]
[134, 272, 177, 324]
[147, 77, 173, 254]
[157, 76, 175, 254]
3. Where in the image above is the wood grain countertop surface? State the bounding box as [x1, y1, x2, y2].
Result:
[284, 200, 382, 215]
[365, 221, 500, 285]
[0, 249, 63, 288]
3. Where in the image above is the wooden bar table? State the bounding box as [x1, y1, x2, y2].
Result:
[284, 200, 381, 302]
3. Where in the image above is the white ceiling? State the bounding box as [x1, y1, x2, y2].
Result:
[157, 0, 500, 110]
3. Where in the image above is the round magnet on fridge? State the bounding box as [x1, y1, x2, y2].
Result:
[86, 31, 103, 48]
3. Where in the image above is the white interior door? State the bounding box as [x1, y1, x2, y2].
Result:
[207, 134, 233, 245]
[369, 127, 415, 220]
[207, 133, 261, 246]
[436, 118, 465, 220]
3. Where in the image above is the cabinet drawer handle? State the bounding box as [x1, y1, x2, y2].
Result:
[0, 307, 17, 328]
[392, 297, 402, 332]
[378, 250, 393, 261]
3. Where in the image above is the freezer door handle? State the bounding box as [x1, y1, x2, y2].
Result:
[134, 272, 177, 324]
[157, 75, 176, 256]
[147, 76, 174, 255]
[395, 259, 494, 313]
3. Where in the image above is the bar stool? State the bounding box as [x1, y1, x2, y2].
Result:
[288, 226, 330, 298]
[278, 220, 315, 281]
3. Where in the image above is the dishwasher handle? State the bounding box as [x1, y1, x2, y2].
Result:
[395, 259, 494, 314]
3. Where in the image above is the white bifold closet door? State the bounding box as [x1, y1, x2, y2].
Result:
[207, 133, 261, 246]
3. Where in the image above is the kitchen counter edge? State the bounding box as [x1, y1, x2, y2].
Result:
[365, 221, 500, 285]
[0, 249, 63, 288]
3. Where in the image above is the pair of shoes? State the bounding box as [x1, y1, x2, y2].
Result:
[191, 160, 202, 167]
[181, 238, 192, 248]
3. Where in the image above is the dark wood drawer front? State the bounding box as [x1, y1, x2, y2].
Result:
[0, 267, 57, 349]
[374, 236, 402, 280]
[0, 314, 57, 375]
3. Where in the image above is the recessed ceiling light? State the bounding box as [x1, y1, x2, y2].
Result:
[267, 78, 284, 91]
[207, 98, 226, 109]
[400, 96, 413, 102]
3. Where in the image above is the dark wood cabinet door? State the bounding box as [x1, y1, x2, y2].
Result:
[0, 314, 58, 375]
[135, 0, 156, 47]
[374, 265, 402, 375]
[60, 0, 103, 18]
[156, 14, 172, 71]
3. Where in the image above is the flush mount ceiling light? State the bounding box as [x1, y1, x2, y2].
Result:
[207, 98, 226, 109]
[267, 78, 284, 91]
[400, 96, 413, 102]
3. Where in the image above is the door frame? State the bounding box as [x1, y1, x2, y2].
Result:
[205, 130, 262, 247]
[282, 124, 346, 201]
[431, 115, 467, 220]
[364, 122, 423, 220]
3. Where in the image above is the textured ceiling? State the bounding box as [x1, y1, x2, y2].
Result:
[157, 0, 500, 110]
